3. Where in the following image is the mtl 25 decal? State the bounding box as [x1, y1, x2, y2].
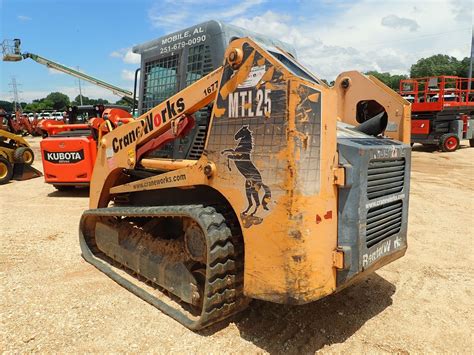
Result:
[228, 88, 271, 119]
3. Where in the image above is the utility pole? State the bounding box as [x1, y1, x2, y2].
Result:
[77, 66, 83, 105]
[469, 24, 473, 83]
[9, 76, 23, 114]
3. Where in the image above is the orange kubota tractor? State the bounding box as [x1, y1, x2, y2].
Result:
[39, 105, 132, 190]
[79, 21, 411, 330]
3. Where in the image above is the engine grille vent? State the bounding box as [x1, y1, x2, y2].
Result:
[366, 200, 403, 248]
[188, 125, 208, 159]
[367, 158, 405, 200]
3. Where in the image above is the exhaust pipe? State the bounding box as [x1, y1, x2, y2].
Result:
[354, 111, 388, 137]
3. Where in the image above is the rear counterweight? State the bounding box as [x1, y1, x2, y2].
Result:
[336, 135, 411, 287]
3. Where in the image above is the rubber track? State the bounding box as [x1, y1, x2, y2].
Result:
[79, 205, 246, 330]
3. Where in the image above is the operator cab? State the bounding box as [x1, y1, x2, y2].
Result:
[132, 20, 296, 160]
[265, 48, 324, 85]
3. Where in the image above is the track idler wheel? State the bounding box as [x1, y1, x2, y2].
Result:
[185, 221, 207, 263]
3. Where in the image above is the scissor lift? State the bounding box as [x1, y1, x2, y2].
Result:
[399, 76, 474, 151]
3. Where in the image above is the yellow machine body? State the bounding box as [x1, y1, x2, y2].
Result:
[0, 129, 42, 184]
[80, 37, 411, 328]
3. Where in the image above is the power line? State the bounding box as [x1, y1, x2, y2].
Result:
[348, 27, 471, 49]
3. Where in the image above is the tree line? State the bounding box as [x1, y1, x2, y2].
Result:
[0, 54, 471, 112]
[0, 93, 130, 113]
[366, 54, 471, 90]
[320, 54, 469, 89]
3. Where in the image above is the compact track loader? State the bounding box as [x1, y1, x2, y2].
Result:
[80, 21, 411, 330]
[0, 129, 42, 184]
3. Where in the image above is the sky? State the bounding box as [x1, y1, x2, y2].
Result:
[0, 0, 472, 103]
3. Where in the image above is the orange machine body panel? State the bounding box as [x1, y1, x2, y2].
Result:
[411, 119, 430, 135]
[86, 38, 410, 304]
[40, 132, 97, 186]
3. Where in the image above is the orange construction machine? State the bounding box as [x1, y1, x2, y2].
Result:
[399, 76, 474, 151]
[79, 21, 411, 330]
[40, 105, 132, 190]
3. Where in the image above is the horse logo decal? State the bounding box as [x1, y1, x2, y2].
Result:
[221, 125, 271, 228]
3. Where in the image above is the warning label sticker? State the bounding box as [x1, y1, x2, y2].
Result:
[238, 65, 266, 88]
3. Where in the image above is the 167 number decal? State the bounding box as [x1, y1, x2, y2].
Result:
[204, 81, 219, 96]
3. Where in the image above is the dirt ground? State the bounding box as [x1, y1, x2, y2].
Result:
[1, 137, 473, 353]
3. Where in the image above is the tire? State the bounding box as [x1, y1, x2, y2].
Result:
[470, 139, 474, 147]
[53, 185, 75, 191]
[0, 157, 13, 185]
[13, 147, 35, 165]
[439, 134, 460, 152]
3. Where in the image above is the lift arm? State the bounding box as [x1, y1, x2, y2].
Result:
[2, 39, 133, 99]
[23, 53, 133, 99]
[89, 66, 223, 208]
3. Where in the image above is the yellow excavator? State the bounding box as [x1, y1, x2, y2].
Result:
[80, 21, 411, 330]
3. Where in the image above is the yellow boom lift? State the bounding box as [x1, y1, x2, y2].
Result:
[1, 39, 134, 100]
